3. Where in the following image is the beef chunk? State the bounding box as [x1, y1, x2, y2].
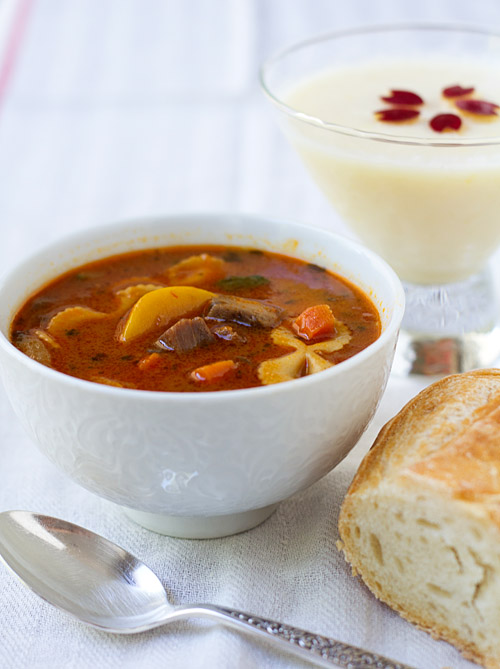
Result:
[211, 324, 247, 344]
[206, 295, 283, 328]
[15, 332, 52, 366]
[156, 317, 215, 352]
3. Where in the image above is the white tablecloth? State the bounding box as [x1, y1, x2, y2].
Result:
[1, 1, 500, 668]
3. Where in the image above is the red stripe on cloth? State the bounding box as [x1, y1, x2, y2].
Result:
[0, 0, 35, 110]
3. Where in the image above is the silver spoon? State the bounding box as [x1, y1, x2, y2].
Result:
[0, 510, 414, 669]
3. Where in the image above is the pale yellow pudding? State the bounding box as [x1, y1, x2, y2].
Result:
[284, 60, 500, 285]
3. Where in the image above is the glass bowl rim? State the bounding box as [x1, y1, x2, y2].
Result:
[259, 22, 500, 148]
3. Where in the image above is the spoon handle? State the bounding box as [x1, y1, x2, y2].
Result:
[177, 604, 415, 669]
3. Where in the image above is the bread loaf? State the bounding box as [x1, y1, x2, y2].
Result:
[338, 369, 500, 668]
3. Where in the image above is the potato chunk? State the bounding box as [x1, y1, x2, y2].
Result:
[114, 284, 163, 314]
[47, 306, 107, 339]
[166, 254, 225, 286]
[118, 286, 214, 342]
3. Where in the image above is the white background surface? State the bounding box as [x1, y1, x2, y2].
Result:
[1, 1, 500, 668]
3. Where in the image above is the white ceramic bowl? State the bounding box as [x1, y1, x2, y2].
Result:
[0, 214, 404, 538]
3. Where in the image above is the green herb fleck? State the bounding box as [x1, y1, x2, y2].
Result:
[65, 328, 79, 337]
[327, 294, 350, 303]
[235, 356, 251, 364]
[217, 275, 270, 291]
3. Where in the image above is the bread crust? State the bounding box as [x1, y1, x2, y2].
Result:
[345, 368, 500, 498]
[338, 369, 500, 668]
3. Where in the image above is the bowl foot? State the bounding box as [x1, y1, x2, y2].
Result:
[122, 503, 278, 539]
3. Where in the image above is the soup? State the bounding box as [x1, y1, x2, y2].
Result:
[10, 245, 380, 392]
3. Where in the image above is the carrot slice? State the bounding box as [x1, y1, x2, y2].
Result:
[137, 352, 162, 371]
[292, 304, 336, 341]
[190, 359, 237, 383]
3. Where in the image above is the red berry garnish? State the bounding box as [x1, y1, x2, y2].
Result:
[455, 99, 499, 116]
[375, 108, 420, 123]
[442, 85, 475, 98]
[429, 113, 462, 133]
[381, 90, 424, 105]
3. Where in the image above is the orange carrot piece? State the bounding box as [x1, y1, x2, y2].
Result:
[137, 352, 162, 371]
[190, 359, 237, 383]
[292, 304, 336, 341]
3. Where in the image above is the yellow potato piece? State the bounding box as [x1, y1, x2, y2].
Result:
[89, 376, 136, 389]
[119, 286, 214, 342]
[114, 284, 163, 315]
[166, 254, 225, 286]
[47, 306, 107, 339]
[34, 329, 60, 349]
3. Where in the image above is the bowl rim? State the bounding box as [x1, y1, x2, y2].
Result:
[260, 21, 500, 148]
[0, 212, 405, 401]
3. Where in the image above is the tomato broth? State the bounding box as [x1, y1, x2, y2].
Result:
[10, 245, 381, 392]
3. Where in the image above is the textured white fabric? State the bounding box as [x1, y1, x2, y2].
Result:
[1, 1, 500, 667]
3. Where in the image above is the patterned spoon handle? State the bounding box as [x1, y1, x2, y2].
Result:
[177, 604, 416, 669]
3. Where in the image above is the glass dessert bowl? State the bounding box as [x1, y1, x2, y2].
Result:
[261, 24, 500, 375]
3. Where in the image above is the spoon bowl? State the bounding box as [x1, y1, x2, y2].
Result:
[0, 511, 414, 669]
[0, 511, 171, 631]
